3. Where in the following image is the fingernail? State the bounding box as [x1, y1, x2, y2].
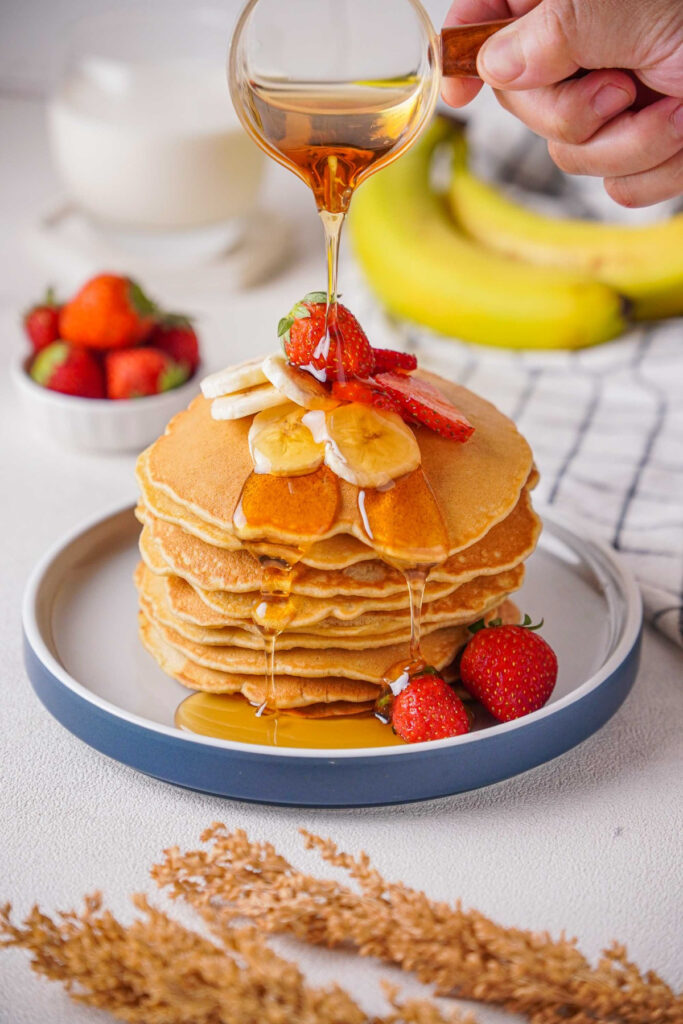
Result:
[479, 32, 525, 83]
[593, 84, 632, 119]
[672, 104, 683, 137]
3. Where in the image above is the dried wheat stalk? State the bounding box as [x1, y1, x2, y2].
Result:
[0, 893, 469, 1024]
[152, 824, 682, 1024]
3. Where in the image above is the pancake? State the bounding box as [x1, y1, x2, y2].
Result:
[140, 614, 381, 707]
[141, 371, 533, 558]
[137, 449, 376, 569]
[136, 562, 519, 648]
[140, 596, 520, 711]
[139, 525, 461, 613]
[147, 608, 467, 683]
[136, 483, 538, 597]
[144, 560, 523, 633]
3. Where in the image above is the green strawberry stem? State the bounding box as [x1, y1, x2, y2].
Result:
[468, 613, 544, 634]
[128, 278, 158, 319]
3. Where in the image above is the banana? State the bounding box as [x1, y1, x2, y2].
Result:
[304, 403, 420, 488]
[448, 158, 683, 321]
[262, 353, 338, 410]
[349, 118, 629, 350]
[201, 358, 267, 399]
[248, 402, 324, 476]
[211, 384, 286, 420]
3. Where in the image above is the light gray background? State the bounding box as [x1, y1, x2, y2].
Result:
[1, 3, 682, 1023]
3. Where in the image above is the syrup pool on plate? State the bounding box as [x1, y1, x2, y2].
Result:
[175, 692, 404, 748]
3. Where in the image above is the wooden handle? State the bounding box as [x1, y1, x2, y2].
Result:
[441, 18, 516, 77]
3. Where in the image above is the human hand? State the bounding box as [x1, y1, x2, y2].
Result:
[442, 0, 683, 207]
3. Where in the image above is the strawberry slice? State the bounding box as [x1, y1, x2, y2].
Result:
[371, 348, 418, 374]
[374, 372, 474, 442]
[331, 380, 375, 404]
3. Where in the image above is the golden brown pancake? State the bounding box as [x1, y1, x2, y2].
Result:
[136, 561, 519, 649]
[139, 600, 519, 710]
[136, 481, 538, 595]
[141, 371, 533, 558]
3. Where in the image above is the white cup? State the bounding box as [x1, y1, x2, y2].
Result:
[47, 6, 266, 258]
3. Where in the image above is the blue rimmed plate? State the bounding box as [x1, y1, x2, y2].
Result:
[23, 505, 642, 807]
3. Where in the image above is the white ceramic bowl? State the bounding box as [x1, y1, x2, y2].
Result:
[13, 356, 199, 453]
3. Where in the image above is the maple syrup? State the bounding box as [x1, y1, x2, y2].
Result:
[175, 692, 403, 748]
[239, 78, 434, 373]
[242, 80, 426, 214]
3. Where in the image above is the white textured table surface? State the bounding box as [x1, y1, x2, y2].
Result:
[1, 98, 682, 1024]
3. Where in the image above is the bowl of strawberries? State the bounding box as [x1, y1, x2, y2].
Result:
[14, 273, 201, 452]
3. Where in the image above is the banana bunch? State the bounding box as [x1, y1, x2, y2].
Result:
[448, 146, 683, 323]
[350, 118, 682, 350]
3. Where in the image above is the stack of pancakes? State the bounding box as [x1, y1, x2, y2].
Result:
[135, 372, 540, 717]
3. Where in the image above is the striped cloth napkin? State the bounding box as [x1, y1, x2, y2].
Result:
[346, 102, 683, 647]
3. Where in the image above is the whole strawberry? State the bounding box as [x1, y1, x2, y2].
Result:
[279, 292, 373, 380]
[59, 273, 157, 350]
[149, 315, 200, 375]
[105, 347, 188, 400]
[30, 342, 105, 398]
[392, 670, 470, 743]
[459, 616, 558, 722]
[23, 287, 62, 353]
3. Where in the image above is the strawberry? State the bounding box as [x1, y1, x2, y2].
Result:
[459, 616, 558, 722]
[59, 274, 157, 350]
[331, 380, 374, 404]
[30, 342, 105, 398]
[105, 347, 189, 400]
[149, 315, 200, 375]
[374, 371, 474, 442]
[392, 670, 470, 743]
[371, 347, 417, 374]
[23, 287, 61, 353]
[278, 292, 373, 380]
[371, 389, 404, 415]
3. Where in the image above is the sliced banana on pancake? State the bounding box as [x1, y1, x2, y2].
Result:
[304, 403, 420, 488]
[249, 402, 324, 475]
[201, 357, 267, 399]
[262, 353, 338, 410]
[211, 384, 286, 420]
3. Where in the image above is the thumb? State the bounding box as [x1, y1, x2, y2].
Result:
[477, 0, 590, 88]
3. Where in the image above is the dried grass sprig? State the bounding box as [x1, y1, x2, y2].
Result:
[0, 895, 468, 1024]
[152, 824, 682, 1024]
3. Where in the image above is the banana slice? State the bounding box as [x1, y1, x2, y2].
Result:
[201, 358, 267, 399]
[262, 353, 338, 410]
[304, 403, 420, 488]
[249, 402, 324, 475]
[211, 384, 286, 420]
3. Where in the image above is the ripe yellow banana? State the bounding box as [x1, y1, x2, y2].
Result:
[303, 403, 420, 488]
[448, 154, 683, 322]
[349, 118, 628, 350]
